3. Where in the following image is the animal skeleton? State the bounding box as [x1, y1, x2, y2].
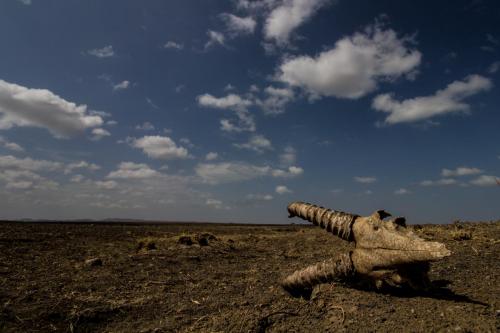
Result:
[282, 202, 451, 293]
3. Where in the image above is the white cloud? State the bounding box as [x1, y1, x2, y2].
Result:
[264, 0, 332, 45]
[0, 79, 103, 138]
[0, 136, 24, 152]
[205, 152, 218, 161]
[197, 93, 252, 111]
[205, 30, 226, 49]
[107, 162, 161, 179]
[130, 135, 190, 160]
[420, 178, 457, 186]
[197, 93, 255, 132]
[373, 75, 493, 124]
[88, 45, 115, 58]
[469, 175, 499, 187]
[271, 166, 304, 177]
[233, 134, 273, 153]
[441, 166, 482, 177]
[256, 86, 295, 114]
[276, 185, 292, 194]
[488, 61, 500, 74]
[224, 84, 236, 91]
[135, 122, 155, 131]
[246, 193, 274, 201]
[354, 176, 377, 184]
[206, 198, 225, 209]
[0, 155, 61, 171]
[70, 174, 85, 183]
[0, 155, 62, 191]
[113, 80, 130, 91]
[90, 128, 111, 141]
[221, 13, 257, 35]
[65, 161, 100, 174]
[394, 188, 410, 195]
[18, 0, 32, 5]
[106, 120, 118, 126]
[278, 25, 421, 99]
[6, 180, 33, 189]
[95, 180, 118, 190]
[196, 162, 271, 184]
[164, 41, 184, 50]
[279, 146, 296, 166]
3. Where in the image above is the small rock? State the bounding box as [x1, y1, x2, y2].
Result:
[84, 258, 102, 267]
[178, 236, 193, 245]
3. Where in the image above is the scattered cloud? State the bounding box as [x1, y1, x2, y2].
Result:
[279, 146, 297, 166]
[470, 175, 499, 187]
[224, 84, 236, 91]
[205, 198, 225, 209]
[0, 155, 61, 171]
[196, 162, 271, 184]
[488, 61, 500, 74]
[205, 152, 218, 161]
[233, 134, 273, 153]
[278, 24, 421, 99]
[354, 176, 377, 184]
[164, 41, 184, 50]
[95, 180, 118, 190]
[175, 84, 185, 93]
[107, 162, 161, 179]
[197, 93, 255, 132]
[90, 128, 111, 141]
[70, 174, 85, 183]
[0, 79, 103, 138]
[420, 178, 457, 186]
[256, 86, 295, 115]
[271, 166, 304, 177]
[64, 161, 100, 174]
[246, 193, 274, 201]
[264, 0, 333, 45]
[135, 122, 155, 131]
[205, 30, 226, 49]
[146, 98, 160, 109]
[373, 75, 492, 124]
[197, 93, 252, 112]
[196, 161, 303, 185]
[275, 185, 292, 194]
[0, 136, 24, 152]
[394, 188, 410, 195]
[221, 13, 257, 36]
[17, 0, 32, 5]
[130, 135, 190, 160]
[113, 80, 130, 91]
[0, 155, 61, 191]
[441, 166, 482, 177]
[88, 45, 114, 58]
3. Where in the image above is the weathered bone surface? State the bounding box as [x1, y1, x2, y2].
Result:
[282, 202, 451, 292]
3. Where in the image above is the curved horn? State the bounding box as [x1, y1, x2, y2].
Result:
[281, 253, 354, 292]
[287, 201, 358, 241]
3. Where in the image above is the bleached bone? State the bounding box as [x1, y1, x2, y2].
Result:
[283, 202, 451, 292]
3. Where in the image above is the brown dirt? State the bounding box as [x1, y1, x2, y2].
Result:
[0, 221, 498, 332]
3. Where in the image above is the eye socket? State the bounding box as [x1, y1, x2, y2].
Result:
[373, 225, 379, 231]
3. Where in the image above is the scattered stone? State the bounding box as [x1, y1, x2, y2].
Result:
[84, 258, 102, 267]
[178, 236, 193, 246]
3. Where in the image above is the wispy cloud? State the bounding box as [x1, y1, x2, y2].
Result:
[373, 75, 492, 124]
[88, 45, 115, 58]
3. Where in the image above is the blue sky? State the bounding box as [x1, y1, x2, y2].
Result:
[0, 0, 499, 223]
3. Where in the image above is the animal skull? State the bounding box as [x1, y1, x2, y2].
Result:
[282, 202, 451, 292]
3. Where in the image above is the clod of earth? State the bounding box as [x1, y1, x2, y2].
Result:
[282, 202, 452, 294]
[84, 257, 103, 267]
